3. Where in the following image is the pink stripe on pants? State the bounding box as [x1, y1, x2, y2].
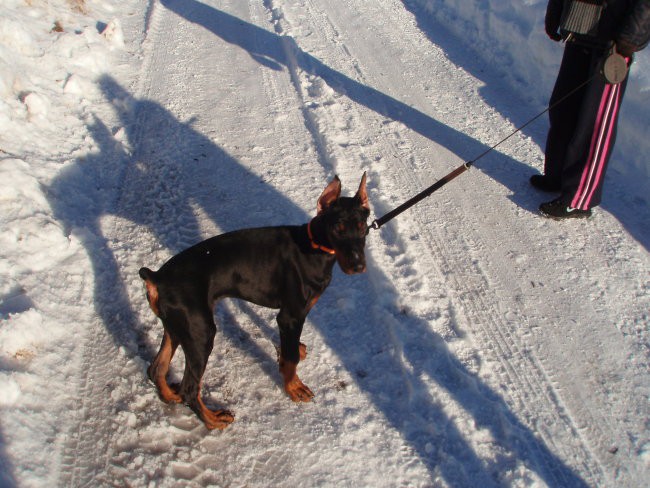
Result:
[571, 83, 621, 210]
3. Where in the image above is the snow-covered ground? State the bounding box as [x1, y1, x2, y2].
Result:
[0, 0, 648, 486]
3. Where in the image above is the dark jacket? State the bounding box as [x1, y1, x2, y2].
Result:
[546, 0, 650, 50]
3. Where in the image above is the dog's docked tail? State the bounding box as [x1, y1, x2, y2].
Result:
[139, 267, 157, 282]
[139, 267, 161, 317]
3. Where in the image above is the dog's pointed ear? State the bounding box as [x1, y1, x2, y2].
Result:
[355, 172, 369, 210]
[317, 175, 342, 214]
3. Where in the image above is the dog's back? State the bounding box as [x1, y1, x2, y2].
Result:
[141, 225, 334, 311]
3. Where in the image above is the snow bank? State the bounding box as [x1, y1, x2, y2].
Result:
[0, 0, 133, 485]
[410, 0, 650, 205]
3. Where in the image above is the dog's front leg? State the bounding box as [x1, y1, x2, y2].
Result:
[277, 308, 314, 402]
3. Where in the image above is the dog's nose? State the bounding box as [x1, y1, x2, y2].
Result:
[352, 262, 366, 273]
[351, 252, 366, 273]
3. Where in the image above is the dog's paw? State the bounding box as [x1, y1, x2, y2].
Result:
[285, 376, 314, 402]
[202, 409, 235, 430]
[160, 388, 182, 404]
[159, 382, 182, 404]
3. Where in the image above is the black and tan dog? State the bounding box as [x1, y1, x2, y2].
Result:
[139, 174, 370, 429]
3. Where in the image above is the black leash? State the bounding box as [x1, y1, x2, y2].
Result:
[368, 73, 600, 232]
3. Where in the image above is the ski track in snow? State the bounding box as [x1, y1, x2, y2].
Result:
[2, 0, 648, 487]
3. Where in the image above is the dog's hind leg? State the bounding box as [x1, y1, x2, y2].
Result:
[148, 330, 182, 404]
[177, 307, 234, 430]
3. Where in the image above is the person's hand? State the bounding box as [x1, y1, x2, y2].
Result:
[615, 39, 636, 58]
[545, 19, 562, 41]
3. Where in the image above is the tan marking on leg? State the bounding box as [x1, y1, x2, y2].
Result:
[144, 279, 160, 317]
[307, 294, 320, 312]
[149, 331, 181, 404]
[274, 343, 307, 362]
[195, 387, 234, 430]
[279, 358, 314, 402]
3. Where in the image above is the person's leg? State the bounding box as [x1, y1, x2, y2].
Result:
[543, 44, 592, 186]
[563, 70, 628, 210]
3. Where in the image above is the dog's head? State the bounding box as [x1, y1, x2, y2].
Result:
[316, 173, 370, 274]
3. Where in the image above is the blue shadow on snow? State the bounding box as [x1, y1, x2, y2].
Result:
[44, 0, 591, 485]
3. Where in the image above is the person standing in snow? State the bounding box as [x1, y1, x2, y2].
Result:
[531, 0, 650, 219]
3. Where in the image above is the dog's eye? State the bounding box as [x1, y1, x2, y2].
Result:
[336, 223, 346, 234]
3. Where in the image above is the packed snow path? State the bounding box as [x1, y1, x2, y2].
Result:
[2, 0, 648, 486]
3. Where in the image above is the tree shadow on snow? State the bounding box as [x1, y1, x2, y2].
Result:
[158, 0, 546, 214]
[161, 0, 650, 251]
[45, 7, 588, 488]
[402, 0, 650, 250]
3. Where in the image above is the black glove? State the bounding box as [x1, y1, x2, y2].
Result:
[545, 20, 562, 41]
[545, 2, 563, 42]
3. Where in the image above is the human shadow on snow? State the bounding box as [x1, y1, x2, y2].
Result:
[46, 6, 588, 488]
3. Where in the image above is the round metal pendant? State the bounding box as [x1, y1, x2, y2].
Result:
[602, 53, 628, 85]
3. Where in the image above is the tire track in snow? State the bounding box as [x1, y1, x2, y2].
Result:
[270, 0, 604, 484]
[58, 312, 121, 486]
[57, 1, 179, 485]
[58, 1, 360, 485]
[97, 1, 218, 482]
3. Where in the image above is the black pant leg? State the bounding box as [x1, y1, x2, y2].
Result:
[544, 44, 592, 185]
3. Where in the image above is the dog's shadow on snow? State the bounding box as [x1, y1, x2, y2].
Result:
[45, 7, 588, 488]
